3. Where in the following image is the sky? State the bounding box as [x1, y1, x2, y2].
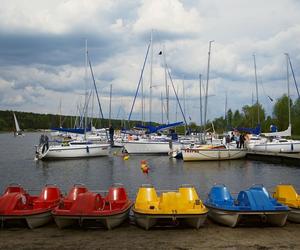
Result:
[1, 0, 300, 125]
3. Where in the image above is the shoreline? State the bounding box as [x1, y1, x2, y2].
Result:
[1, 219, 300, 250]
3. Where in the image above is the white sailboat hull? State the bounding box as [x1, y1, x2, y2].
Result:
[123, 141, 180, 154]
[249, 140, 300, 153]
[182, 148, 247, 161]
[37, 143, 110, 160]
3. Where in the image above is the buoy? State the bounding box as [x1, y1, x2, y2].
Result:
[140, 160, 149, 174]
[123, 155, 129, 160]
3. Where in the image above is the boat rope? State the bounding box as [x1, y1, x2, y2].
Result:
[166, 65, 188, 127]
[88, 57, 109, 141]
[127, 42, 151, 128]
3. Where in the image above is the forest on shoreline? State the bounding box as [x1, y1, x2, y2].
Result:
[1, 94, 300, 136]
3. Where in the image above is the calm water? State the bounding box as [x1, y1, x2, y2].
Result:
[0, 132, 299, 199]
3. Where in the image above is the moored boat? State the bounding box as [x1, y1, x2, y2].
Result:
[132, 184, 208, 230]
[204, 185, 289, 227]
[35, 138, 110, 160]
[0, 184, 62, 228]
[182, 145, 247, 161]
[52, 184, 132, 229]
[273, 184, 300, 223]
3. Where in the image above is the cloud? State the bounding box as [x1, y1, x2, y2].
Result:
[0, 0, 300, 123]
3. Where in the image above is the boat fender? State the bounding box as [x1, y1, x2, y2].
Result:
[86, 146, 89, 153]
[261, 214, 268, 223]
[291, 143, 294, 151]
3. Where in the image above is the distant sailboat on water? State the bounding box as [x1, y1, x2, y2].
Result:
[13, 112, 24, 136]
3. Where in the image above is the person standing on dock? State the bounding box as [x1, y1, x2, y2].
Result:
[239, 134, 245, 148]
[235, 133, 240, 148]
[109, 125, 114, 146]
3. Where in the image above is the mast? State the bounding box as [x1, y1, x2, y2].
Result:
[84, 39, 88, 139]
[203, 40, 214, 136]
[285, 53, 291, 125]
[109, 84, 112, 126]
[59, 98, 62, 128]
[161, 92, 164, 123]
[163, 44, 169, 124]
[199, 74, 203, 127]
[149, 30, 153, 125]
[175, 84, 179, 122]
[182, 75, 186, 134]
[225, 91, 228, 128]
[287, 54, 300, 99]
[253, 53, 260, 124]
[141, 77, 144, 125]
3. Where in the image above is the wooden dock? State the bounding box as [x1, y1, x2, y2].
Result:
[246, 151, 300, 164]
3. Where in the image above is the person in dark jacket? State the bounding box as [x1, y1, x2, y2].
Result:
[109, 125, 114, 146]
[239, 134, 245, 148]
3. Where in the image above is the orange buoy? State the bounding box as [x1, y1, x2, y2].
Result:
[140, 160, 149, 174]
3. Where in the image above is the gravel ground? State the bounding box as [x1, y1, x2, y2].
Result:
[0, 219, 299, 250]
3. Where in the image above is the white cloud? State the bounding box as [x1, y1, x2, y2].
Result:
[1, 0, 300, 123]
[133, 0, 203, 34]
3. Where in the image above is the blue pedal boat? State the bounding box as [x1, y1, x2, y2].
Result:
[204, 185, 290, 227]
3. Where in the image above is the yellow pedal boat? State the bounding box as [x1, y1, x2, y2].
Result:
[273, 185, 300, 223]
[132, 184, 208, 229]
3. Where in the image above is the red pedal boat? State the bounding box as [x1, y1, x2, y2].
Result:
[0, 184, 62, 228]
[52, 184, 132, 229]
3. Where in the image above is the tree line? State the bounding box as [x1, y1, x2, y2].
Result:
[0, 110, 143, 132]
[1, 94, 299, 135]
[188, 94, 300, 136]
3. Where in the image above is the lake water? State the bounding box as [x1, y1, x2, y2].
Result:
[0, 132, 299, 199]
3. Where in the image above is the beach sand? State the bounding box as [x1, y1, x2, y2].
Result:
[0, 219, 299, 250]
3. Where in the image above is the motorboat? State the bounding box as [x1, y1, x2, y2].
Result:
[52, 184, 132, 229]
[0, 184, 62, 228]
[273, 185, 300, 223]
[182, 144, 247, 161]
[35, 138, 110, 160]
[132, 184, 208, 230]
[204, 185, 289, 227]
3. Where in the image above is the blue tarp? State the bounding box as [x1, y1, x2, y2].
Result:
[51, 127, 91, 134]
[134, 121, 184, 134]
[236, 124, 261, 135]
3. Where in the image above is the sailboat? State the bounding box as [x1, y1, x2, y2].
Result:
[13, 112, 24, 136]
[35, 41, 110, 160]
[122, 32, 184, 154]
[248, 54, 300, 153]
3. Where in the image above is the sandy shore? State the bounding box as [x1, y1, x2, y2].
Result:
[1, 219, 299, 250]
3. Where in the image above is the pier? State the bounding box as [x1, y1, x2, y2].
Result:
[246, 151, 300, 164]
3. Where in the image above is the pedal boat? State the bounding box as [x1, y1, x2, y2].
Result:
[204, 185, 290, 227]
[273, 185, 300, 223]
[132, 184, 208, 230]
[0, 184, 62, 228]
[52, 184, 132, 229]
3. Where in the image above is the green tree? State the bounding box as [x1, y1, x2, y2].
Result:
[292, 98, 300, 135]
[273, 94, 291, 131]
